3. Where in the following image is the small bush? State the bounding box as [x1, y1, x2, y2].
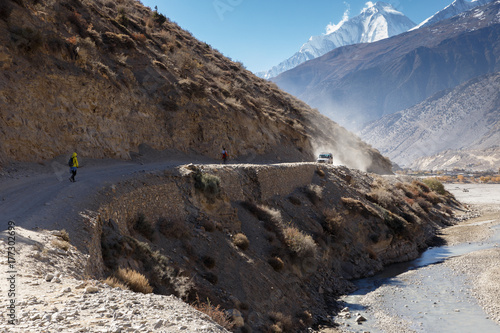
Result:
[303, 184, 322, 205]
[193, 170, 220, 202]
[341, 197, 380, 218]
[422, 178, 447, 195]
[316, 168, 325, 177]
[115, 268, 153, 294]
[233, 233, 249, 251]
[268, 257, 284, 271]
[57, 229, 70, 242]
[269, 312, 294, 333]
[157, 217, 191, 239]
[133, 213, 154, 240]
[192, 295, 234, 330]
[283, 226, 317, 259]
[51, 239, 70, 251]
[103, 276, 128, 290]
[152, 8, 167, 25]
[367, 188, 394, 209]
[202, 220, 216, 232]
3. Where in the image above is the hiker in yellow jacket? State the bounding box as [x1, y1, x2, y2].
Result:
[69, 152, 79, 182]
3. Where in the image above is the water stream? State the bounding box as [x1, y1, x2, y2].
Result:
[334, 223, 500, 333]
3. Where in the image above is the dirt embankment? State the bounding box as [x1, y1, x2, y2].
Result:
[90, 163, 458, 331]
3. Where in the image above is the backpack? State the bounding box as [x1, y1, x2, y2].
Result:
[68, 157, 73, 167]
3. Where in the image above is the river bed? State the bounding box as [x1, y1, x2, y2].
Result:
[332, 183, 500, 333]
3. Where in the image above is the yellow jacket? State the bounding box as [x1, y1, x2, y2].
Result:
[71, 153, 79, 168]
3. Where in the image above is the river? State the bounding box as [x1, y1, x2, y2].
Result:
[331, 183, 500, 333]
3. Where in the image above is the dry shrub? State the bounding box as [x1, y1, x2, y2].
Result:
[103, 276, 128, 290]
[422, 178, 446, 195]
[412, 180, 430, 193]
[269, 312, 294, 332]
[202, 219, 216, 232]
[115, 268, 153, 294]
[157, 217, 191, 239]
[193, 169, 220, 201]
[283, 226, 317, 259]
[241, 202, 283, 236]
[367, 187, 394, 209]
[51, 239, 70, 251]
[57, 229, 70, 242]
[416, 197, 432, 212]
[341, 197, 380, 218]
[268, 256, 284, 271]
[233, 233, 249, 251]
[316, 168, 325, 177]
[323, 209, 344, 237]
[303, 184, 322, 205]
[192, 295, 234, 330]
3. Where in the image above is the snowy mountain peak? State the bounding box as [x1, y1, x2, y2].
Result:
[412, 0, 494, 30]
[257, 1, 415, 79]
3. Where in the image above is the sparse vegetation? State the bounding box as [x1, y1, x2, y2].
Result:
[115, 267, 153, 294]
[232, 233, 249, 250]
[202, 255, 216, 269]
[157, 217, 191, 239]
[192, 295, 234, 330]
[51, 239, 70, 251]
[103, 276, 128, 290]
[422, 178, 447, 195]
[193, 169, 220, 202]
[268, 256, 284, 271]
[283, 226, 317, 259]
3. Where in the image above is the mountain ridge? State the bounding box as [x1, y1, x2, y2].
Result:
[257, 2, 415, 79]
[273, 0, 500, 131]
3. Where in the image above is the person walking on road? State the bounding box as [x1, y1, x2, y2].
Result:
[221, 147, 229, 164]
[69, 152, 79, 182]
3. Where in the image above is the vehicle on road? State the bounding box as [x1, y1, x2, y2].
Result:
[316, 153, 333, 164]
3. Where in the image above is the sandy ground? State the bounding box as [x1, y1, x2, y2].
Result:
[326, 183, 500, 333]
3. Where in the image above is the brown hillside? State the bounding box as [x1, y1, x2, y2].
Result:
[0, 0, 391, 173]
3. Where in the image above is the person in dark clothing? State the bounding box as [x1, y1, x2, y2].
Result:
[221, 147, 228, 164]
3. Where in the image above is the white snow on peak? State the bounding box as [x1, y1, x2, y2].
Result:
[412, 0, 494, 30]
[257, 1, 415, 79]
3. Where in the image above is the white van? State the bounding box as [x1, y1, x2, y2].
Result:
[316, 153, 333, 164]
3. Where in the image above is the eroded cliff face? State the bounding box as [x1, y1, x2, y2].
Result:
[0, 0, 391, 174]
[94, 163, 457, 331]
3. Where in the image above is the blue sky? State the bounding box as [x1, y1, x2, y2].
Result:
[140, 0, 455, 72]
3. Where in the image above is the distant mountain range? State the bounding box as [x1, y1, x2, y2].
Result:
[273, 0, 500, 131]
[359, 72, 500, 171]
[256, 2, 415, 79]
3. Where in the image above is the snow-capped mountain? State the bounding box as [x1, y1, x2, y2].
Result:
[412, 0, 495, 30]
[257, 2, 415, 79]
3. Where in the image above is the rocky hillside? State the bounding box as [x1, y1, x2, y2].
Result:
[273, 0, 500, 131]
[90, 163, 459, 332]
[360, 72, 500, 171]
[0, 0, 391, 174]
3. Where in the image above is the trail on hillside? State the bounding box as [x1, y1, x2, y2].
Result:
[0, 156, 203, 250]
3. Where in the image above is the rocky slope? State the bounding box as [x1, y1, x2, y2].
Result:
[360, 72, 500, 170]
[92, 163, 459, 331]
[273, 0, 500, 131]
[0, 0, 391, 174]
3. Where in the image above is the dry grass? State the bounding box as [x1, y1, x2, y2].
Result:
[192, 295, 234, 330]
[233, 233, 249, 250]
[268, 256, 284, 271]
[115, 268, 153, 294]
[103, 276, 128, 290]
[51, 239, 70, 251]
[283, 226, 317, 259]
